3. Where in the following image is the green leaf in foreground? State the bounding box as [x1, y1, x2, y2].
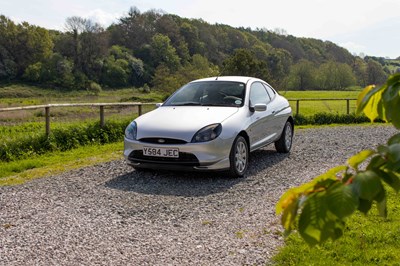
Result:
[326, 184, 359, 219]
[298, 191, 344, 246]
[352, 170, 383, 201]
[347, 149, 375, 170]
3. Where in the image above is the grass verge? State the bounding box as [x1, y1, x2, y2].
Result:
[0, 142, 123, 186]
[272, 188, 400, 265]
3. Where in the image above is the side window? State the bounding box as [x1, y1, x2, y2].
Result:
[262, 83, 276, 100]
[249, 82, 271, 105]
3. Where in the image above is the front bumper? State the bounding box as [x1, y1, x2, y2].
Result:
[124, 137, 233, 171]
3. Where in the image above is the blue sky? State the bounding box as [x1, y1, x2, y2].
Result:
[2, 0, 399, 59]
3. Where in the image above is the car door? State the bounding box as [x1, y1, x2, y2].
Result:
[247, 82, 275, 150]
[262, 83, 285, 135]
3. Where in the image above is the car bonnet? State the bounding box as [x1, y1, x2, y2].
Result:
[134, 106, 239, 142]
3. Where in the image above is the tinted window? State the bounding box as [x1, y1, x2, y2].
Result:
[249, 82, 270, 105]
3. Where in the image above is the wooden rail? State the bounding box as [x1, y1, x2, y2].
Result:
[0, 102, 156, 136]
[287, 98, 357, 116]
[0, 98, 358, 136]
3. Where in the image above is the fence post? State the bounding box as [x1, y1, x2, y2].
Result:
[100, 105, 105, 128]
[346, 99, 350, 115]
[138, 104, 142, 116]
[296, 100, 299, 116]
[45, 106, 50, 136]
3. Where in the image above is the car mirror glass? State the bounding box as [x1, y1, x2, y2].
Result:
[155, 103, 163, 108]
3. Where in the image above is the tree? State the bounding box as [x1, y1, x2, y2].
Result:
[277, 73, 400, 246]
[317, 61, 356, 90]
[152, 54, 219, 93]
[150, 33, 181, 71]
[102, 45, 144, 87]
[286, 59, 316, 90]
[31, 53, 75, 89]
[64, 16, 108, 83]
[366, 59, 387, 85]
[0, 15, 53, 79]
[221, 49, 270, 81]
[352, 56, 368, 87]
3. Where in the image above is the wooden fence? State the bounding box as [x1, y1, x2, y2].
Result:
[288, 98, 356, 116]
[0, 102, 155, 136]
[0, 98, 357, 136]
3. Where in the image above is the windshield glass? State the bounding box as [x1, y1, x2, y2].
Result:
[163, 81, 246, 107]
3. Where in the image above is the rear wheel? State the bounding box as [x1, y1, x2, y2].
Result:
[275, 121, 293, 153]
[228, 135, 248, 177]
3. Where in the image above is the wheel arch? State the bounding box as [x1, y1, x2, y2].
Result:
[238, 130, 250, 151]
[287, 116, 294, 128]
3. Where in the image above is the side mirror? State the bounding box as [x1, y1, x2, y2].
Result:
[155, 103, 163, 108]
[252, 103, 267, 112]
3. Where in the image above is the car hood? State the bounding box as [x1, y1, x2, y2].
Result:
[135, 106, 239, 142]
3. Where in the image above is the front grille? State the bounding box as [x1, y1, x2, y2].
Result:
[138, 138, 187, 144]
[128, 150, 199, 166]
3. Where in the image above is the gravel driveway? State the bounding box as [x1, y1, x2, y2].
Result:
[1, 125, 397, 265]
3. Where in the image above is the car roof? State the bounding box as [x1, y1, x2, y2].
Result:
[190, 76, 261, 84]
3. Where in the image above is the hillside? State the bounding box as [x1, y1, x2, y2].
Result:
[0, 7, 393, 92]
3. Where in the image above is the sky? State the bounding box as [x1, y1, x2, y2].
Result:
[1, 0, 399, 59]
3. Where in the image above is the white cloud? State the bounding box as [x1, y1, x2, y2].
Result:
[84, 9, 121, 27]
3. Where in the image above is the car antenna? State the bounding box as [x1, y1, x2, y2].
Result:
[215, 76, 219, 80]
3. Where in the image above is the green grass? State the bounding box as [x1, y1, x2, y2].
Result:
[280, 90, 361, 99]
[0, 84, 167, 106]
[272, 187, 400, 265]
[0, 142, 123, 186]
[279, 90, 361, 116]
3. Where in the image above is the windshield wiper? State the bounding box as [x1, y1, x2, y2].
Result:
[173, 102, 202, 106]
[201, 103, 229, 107]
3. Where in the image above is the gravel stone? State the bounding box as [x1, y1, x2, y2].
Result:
[1, 125, 398, 265]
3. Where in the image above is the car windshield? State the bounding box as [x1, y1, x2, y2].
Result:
[163, 81, 246, 107]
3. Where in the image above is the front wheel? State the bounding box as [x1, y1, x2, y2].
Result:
[275, 121, 293, 153]
[228, 135, 249, 178]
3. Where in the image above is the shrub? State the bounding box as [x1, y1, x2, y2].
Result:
[0, 119, 131, 162]
[294, 112, 375, 126]
[87, 81, 102, 95]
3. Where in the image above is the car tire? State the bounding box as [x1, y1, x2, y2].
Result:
[275, 121, 293, 153]
[228, 135, 248, 178]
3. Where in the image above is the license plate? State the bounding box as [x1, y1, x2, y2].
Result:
[143, 147, 179, 158]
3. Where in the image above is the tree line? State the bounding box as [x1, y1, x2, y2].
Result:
[0, 7, 396, 93]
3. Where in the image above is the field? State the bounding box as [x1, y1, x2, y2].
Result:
[280, 90, 361, 116]
[0, 84, 367, 182]
[0, 84, 165, 125]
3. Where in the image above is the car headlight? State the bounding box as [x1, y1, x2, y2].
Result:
[125, 121, 137, 140]
[191, 123, 222, 143]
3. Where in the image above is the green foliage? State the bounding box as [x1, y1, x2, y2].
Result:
[102, 45, 144, 87]
[150, 33, 181, 71]
[152, 54, 219, 93]
[294, 113, 372, 125]
[366, 59, 388, 85]
[0, 119, 131, 162]
[86, 81, 102, 95]
[273, 187, 400, 265]
[277, 73, 400, 246]
[221, 49, 270, 81]
[317, 61, 356, 90]
[0, 11, 390, 91]
[286, 59, 317, 90]
[0, 15, 53, 78]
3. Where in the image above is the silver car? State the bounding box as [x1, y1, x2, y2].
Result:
[124, 76, 293, 177]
